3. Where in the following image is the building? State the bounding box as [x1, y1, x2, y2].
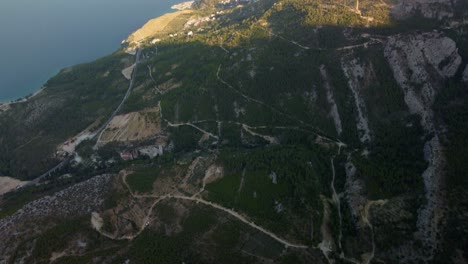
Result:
[120, 151, 133, 161]
[138, 145, 163, 159]
[120, 150, 139, 161]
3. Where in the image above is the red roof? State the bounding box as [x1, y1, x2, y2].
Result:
[120, 152, 133, 161]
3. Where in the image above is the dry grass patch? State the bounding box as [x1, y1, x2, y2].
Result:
[99, 107, 161, 143]
[126, 10, 193, 43]
[0, 176, 29, 195]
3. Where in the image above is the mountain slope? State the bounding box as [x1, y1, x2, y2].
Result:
[0, 0, 467, 263]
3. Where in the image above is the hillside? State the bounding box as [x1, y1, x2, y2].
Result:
[0, 0, 467, 263]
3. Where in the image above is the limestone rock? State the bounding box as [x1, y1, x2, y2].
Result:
[463, 65, 468, 83]
[391, 0, 457, 20]
[384, 32, 461, 131]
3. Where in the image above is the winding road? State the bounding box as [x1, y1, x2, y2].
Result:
[95, 49, 143, 145]
[169, 194, 308, 249]
[94, 172, 308, 249]
[18, 50, 143, 189]
[24, 156, 73, 187]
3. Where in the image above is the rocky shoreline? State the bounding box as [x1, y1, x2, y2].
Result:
[0, 87, 44, 112]
[171, 1, 194, 10]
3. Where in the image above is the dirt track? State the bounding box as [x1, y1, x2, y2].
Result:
[0, 177, 28, 195]
[94, 172, 308, 249]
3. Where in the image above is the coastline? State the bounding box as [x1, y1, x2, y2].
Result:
[0, 0, 183, 107]
[0, 87, 45, 111]
[171, 0, 195, 10]
[125, 9, 193, 44]
[1, 1, 191, 108]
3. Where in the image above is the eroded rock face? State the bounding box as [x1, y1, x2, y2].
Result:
[417, 136, 445, 257]
[391, 0, 457, 20]
[344, 160, 366, 219]
[463, 65, 468, 83]
[320, 65, 342, 136]
[384, 32, 460, 261]
[0, 174, 114, 262]
[341, 58, 372, 144]
[384, 32, 461, 132]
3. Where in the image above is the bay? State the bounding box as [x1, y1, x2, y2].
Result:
[0, 0, 175, 102]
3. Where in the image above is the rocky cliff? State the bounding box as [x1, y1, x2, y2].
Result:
[391, 0, 461, 20]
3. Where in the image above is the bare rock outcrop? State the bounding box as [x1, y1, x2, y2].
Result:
[320, 65, 343, 136]
[384, 32, 461, 132]
[341, 58, 372, 143]
[391, 0, 458, 20]
[384, 32, 460, 261]
[416, 136, 445, 257]
[0, 174, 114, 263]
[344, 160, 366, 219]
[463, 64, 468, 83]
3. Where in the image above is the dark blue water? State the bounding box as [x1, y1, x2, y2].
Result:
[0, 0, 175, 102]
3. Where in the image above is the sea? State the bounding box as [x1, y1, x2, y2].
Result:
[0, 0, 176, 102]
